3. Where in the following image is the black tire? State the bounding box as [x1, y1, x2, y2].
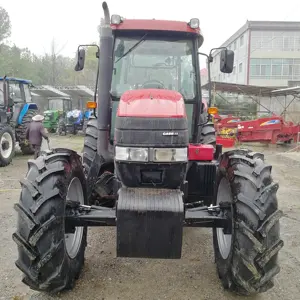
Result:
[83, 118, 97, 176]
[0, 124, 15, 167]
[12, 149, 87, 293]
[213, 149, 283, 295]
[16, 109, 37, 155]
[198, 112, 216, 146]
[199, 122, 216, 146]
[57, 118, 66, 136]
[82, 118, 88, 134]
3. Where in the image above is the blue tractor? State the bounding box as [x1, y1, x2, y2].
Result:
[58, 108, 93, 135]
[0, 76, 38, 166]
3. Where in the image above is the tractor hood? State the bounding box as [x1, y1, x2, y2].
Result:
[114, 88, 189, 189]
[44, 110, 54, 115]
[117, 89, 186, 118]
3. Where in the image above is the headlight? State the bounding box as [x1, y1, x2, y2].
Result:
[153, 148, 187, 162]
[115, 146, 187, 162]
[115, 146, 148, 162]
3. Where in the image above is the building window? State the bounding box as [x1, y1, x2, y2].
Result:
[249, 57, 300, 80]
[261, 65, 271, 76]
[233, 40, 237, 50]
[251, 31, 300, 51]
[240, 35, 244, 47]
[239, 63, 243, 73]
[271, 65, 282, 76]
[233, 66, 236, 74]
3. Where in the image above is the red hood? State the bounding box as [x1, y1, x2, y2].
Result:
[117, 89, 186, 118]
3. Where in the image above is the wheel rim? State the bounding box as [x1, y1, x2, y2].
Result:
[65, 177, 84, 259]
[0, 132, 13, 159]
[216, 177, 233, 260]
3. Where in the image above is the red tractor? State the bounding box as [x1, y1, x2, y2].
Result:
[13, 2, 283, 296]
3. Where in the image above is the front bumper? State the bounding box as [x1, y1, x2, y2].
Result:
[66, 187, 231, 259]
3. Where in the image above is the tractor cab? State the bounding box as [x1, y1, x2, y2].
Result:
[47, 97, 72, 112]
[110, 28, 200, 142]
[0, 77, 38, 126]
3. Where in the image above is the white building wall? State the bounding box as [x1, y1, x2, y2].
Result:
[249, 30, 300, 87]
[210, 23, 300, 88]
[210, 29, 249, 85]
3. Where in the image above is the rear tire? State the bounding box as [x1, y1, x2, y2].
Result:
[57, 118, 66, 136]
[82, 118, 88, 134]
[12, 149, 87, 293]
[0, 124, 15, 167]
[213, 149, 283, 295]
[83, 118, 97, 176]
[16, 109, 37, 155]
[199, 122, 216, 146]
[198, 111, 216, 146]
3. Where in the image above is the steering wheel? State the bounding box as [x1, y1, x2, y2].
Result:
[142, 80, 165, 89]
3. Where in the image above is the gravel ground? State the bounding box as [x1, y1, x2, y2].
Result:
[1, 136, 300, 300]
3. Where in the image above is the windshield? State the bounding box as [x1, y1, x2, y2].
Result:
[48, 99, 64, 110]
[111, 36, 196, 101]
[0, 82, 3, 105]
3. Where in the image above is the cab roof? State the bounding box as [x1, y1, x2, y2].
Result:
[0, 77, 32, 84]
[111, 19, 202, 35]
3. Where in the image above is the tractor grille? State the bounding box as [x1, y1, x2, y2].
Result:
[186, 161, 217, 204]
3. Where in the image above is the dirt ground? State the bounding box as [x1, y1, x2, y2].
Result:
[1, 135, 300, 300]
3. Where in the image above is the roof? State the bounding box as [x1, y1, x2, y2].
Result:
[47, 97, 71, 100]
[31, 85, 95, 98]
[0, 77, 32, 84]
[201, 81, 284, 97]
[111, 19, 201, 35]
[216, 20, 300, 52]
[270, 86, 300, 97]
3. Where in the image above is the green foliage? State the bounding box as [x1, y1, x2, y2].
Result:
[0, 7, 11, 43]
[0, 7, 98, 86]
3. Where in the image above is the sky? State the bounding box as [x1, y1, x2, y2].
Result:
[2, 0, 299, 64]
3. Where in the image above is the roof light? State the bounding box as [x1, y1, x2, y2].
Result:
[189, 18, 200, 29]
[111, 14, 123, 25]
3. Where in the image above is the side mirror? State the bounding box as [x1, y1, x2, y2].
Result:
[75, 48, 86, 71]
[220, 49, 234, 73]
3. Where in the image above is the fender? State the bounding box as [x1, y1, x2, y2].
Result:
[84, 110, 92, 119]
[17, 103, 38, 125]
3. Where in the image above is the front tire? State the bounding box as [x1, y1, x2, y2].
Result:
[12, 149, 87, 293]
[0, 124, 15, 167]
[213, 149, 283, 295]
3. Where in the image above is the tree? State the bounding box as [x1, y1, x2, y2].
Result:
[0, 7, 11, 43]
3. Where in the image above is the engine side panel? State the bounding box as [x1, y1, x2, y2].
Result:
[117, 187, 184, 259]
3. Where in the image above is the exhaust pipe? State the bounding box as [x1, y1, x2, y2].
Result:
[97, 1, 114, 161]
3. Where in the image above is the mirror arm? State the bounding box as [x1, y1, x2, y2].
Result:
[199, 52, 213, 108]
[77, 44, 100, 55]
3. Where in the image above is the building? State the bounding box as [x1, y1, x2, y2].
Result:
[210, 21, 300, 87]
